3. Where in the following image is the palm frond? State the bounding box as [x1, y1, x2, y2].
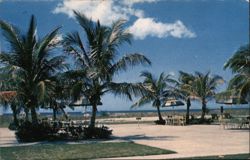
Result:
[224, 44, 250, 74]
[107, 82, 145, 101]
[25, 15, 37, 50]
[110, 53, 151, 74]
[108, 19, 132, 47]
[63, 31, 90, 66]
[0, 19, 24, 53]
[70, 81, 84, 101]
[131, 96, 152, 108]
[73, 10, 95, 47]
[36, 26, 61, 61]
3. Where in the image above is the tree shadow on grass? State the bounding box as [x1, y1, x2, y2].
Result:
[227, 128, 250, 132]
[113, 134, 178, 141]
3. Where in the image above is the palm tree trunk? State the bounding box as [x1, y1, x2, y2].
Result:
[156, 105, 163, 121]
[24, 107, 29, 122]
[11, 104, 19, 127]
[53, 108, 57, 121]
[186, 98, 191, 125]
[30, 107, 38, 124]
[201, 99, 206, 121]
[60, 107, 68, 120]
[89, 103, 97, 128]
[246, 92, 250, 115]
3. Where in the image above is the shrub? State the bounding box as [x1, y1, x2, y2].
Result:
[189, 118, 213, 124]
[15, 121, 112, 142]
[84, 126, 112, 139]
[8, 122, 18, 130]
[154, 119, 166, 125]
[16, 121, 53, 142]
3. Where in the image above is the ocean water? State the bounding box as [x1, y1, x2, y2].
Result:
[2, 106, 249, 116]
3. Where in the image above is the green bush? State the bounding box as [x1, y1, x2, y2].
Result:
[189, 118, 213, 124]
[84, 126, 112, 139]
[154, 119, 166, 125]
[8, 122, 19, 130]
[16, 121, 54, 142]
[15, 121, 112, 142]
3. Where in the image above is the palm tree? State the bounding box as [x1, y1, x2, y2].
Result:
[183, 72, 224, 121]
[0, 15, 67, 123]
[224, 44, 250, 103]
[177, 71, 196, 124]
[63, 11, 151, 128]
[42, 74, 72, 121]
[132, 71, 177, 124]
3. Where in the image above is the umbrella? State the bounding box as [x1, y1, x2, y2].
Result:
[216, 91, 248, 117]
[69, 96, 102, 107]
[216, 96, 247, 105]
[164, 99, 185, 107]
[163, 98, 185, 116]
[69, 96, 102, 124]
[216, 90, 248, 105]
[0, 91, 17, 102]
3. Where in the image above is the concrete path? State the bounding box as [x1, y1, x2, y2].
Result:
[0, 128, 18, 147]
[107, 124, 250, 159]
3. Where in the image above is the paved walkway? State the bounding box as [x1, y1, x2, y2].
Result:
[0, 124, 249, 159]
[0, 128, 18, 147]
[107, 124, 250, 159]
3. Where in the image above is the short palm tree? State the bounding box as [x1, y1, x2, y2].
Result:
[132, 71, 177, 124]
[63, 11, 151, 128]
[224, 44, 250, 103]
[41, 74, 71, 121]
[177, 71, 196, 124]
[184, 72, 224, 121]
[0, 15, 67, 123]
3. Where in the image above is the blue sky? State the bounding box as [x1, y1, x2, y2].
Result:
[0, 0, 249, 112]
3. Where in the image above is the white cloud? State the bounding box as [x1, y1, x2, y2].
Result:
[53, 0, 196, 40]
[129, 18, 196, 39]
[246, 0, 249, 2]
[53, 0, 138, 26]
[121, 0, 158, 6]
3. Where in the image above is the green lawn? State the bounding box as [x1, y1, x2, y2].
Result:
[0, 115, 12, 127]
[176, 153, 250, 159]
[0, 142, 175, 160]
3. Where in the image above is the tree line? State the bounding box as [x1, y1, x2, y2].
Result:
[0, 11, 249, 128]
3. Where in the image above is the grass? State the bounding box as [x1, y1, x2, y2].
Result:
[0, 115, 12, 127]
[0, 142, 175, 160]
[176, 153, 250, 159]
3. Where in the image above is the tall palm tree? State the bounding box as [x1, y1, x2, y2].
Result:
[224, 44, 250, 103]
[0, 15, 67, 123]
[63, 11, 151, 128]
[132, 71, 177, 124]
[183, 72, 224, 121]
[177, 71, 196, 124]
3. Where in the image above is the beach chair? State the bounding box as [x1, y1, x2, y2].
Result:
[165, 115, 173, 125]
[211, 114, 218, 120]
[179, 116, 186, 126]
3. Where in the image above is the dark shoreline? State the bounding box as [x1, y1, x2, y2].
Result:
[1, 107, 249, 116]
